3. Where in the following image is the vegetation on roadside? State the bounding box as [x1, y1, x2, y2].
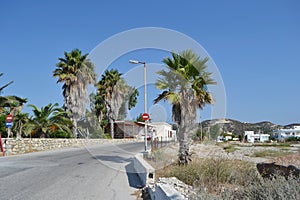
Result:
[156, 157, 300, 199]
[156, 157, 257, 194]
[251, 149, 292, 158]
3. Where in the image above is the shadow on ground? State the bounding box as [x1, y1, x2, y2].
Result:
[125, 158, 143, 188]
[92, 155, 130, 163]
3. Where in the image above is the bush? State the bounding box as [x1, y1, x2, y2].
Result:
[49, 130, 73, 138]
[223, 144, 238, 153]
[89, 127, 105, 138]
[157, 157, 300, 199]
[231, 175, 300, 200]
[156, 157, 257, 193]
[286, 137, 300, 142]
[104, 134, 112, 139]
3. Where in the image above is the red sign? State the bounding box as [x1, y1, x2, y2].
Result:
[141, 113, 150, 121]
[6, 114, 13, 123]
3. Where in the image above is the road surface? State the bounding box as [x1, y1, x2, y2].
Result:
[0, 142, 145, 200]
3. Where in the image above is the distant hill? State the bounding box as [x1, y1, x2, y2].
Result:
[200, 119, 284, 136]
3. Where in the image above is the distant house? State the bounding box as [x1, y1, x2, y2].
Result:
[107, 121, 176, 141]
[151, 122, 177, 142]
[244, 131, 270, 143]
[107, 121, 151, 139]
[273, 125, 300, 141]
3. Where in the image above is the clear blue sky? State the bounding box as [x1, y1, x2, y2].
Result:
[1, 0, 299, 125]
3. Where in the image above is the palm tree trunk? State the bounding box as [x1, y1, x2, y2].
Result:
[72, 120, 78, 138]
[17, 122, 22, 139]
[178, 90, 196, 165]
[109, 118, 114, 139]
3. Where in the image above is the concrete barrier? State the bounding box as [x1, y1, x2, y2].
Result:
[150, 183, 185, 200]
[133, 153, 155, 187]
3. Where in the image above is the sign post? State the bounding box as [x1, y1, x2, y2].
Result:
[141, 113, 150, 121]
[141, 113, 150, 151]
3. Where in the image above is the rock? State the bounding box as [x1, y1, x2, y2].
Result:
[256, 162, 300, 179]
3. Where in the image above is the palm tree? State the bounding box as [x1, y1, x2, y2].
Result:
[53, 49, 96, 137]
[0, 73, 13, 94]
[12, 112, 30, 138]
[96, 69, 139, 138]
[154, 50, 215, 164]
[0, 95, 27, 115]
[28, 103, 72, 138]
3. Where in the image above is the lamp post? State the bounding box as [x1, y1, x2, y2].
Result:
[129, 60, 148, 152]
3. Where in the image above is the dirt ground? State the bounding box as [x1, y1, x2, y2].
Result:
[148, 142, 300, 170]
[190, 142, 300, 168]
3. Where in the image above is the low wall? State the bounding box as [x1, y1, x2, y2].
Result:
[2, 138, 136, 156]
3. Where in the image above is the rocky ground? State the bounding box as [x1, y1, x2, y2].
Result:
[190, 142, 300, 168]
[145, 142, 300, 199]
[148, 142, 300, 169]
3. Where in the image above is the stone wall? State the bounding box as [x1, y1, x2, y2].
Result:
[2, 138, 136, 156]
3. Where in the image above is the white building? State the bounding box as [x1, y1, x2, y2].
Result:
[244, 131, 270, 143]
[273, 125, 300, 141]
[151, 122, 176, 142]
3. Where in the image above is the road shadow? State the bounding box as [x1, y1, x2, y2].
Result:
[92, 155, 130, 163]
[92, 155, 143, 188]
[125, 158, 143, 189]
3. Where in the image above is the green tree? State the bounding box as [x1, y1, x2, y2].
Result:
[53, 49, 96, 137]
[135, 113, 144, 122]
[96, 69, 139, 138]
[154, 50, 215, 164]
[27, 103, 72, 138]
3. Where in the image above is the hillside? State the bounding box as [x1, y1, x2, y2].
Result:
[200, 118, 283, 136]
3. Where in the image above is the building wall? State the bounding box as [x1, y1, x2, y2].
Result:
[151, 122, 175, 141]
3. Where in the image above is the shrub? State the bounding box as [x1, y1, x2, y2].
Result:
[156, 157, 257, 193]
[286, 137, 300, 142]
[223, 145, 238, 153]
[234, 175, 300, 200]
[49, 130, 73, 138]
[104, 134, 112, 139]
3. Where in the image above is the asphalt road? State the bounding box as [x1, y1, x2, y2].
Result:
[0, 142, 145, 200]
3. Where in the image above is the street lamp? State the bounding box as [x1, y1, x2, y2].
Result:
[129, 60, 148, 152]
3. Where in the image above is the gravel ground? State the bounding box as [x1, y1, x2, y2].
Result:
[190, 142, 300, 168]
[150, 142, 300, 168]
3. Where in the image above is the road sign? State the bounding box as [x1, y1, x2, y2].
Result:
[141, 113, 150, 121]
[6, 114, 13, 123]
[6, 122, 12, 128]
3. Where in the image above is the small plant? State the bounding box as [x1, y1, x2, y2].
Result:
[104, 133, 111, 139]
[49, 130, 73, 138]
[223, 145, 238, 153]
[251, 150, 291, 158]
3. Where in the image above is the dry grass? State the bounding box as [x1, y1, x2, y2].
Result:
[251, 149, 291, 158]
[156, 157, 257, 193]
[154, 143, 300, 199]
